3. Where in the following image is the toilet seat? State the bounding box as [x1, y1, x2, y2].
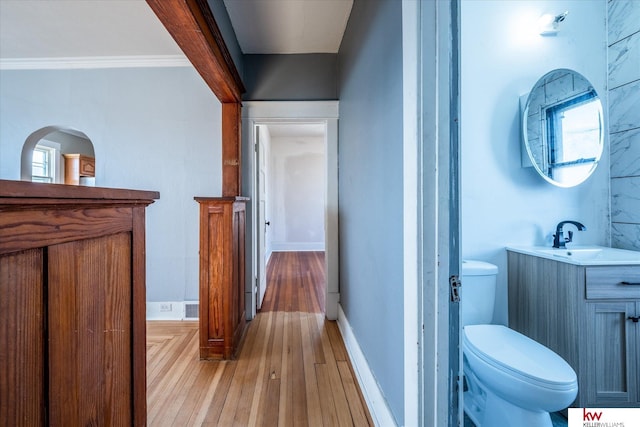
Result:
[463, 324, 577, 390]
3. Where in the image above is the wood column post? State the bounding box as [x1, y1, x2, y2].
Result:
[222, 102, 242, 197]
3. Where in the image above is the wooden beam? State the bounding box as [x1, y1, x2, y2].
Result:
[146, 0, 245, 195]
[146, 0, 244, 103]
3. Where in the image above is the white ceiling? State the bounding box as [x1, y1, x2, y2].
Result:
[0, 0, 184, 60]
[0, 0, 353, 60]
[223, 0, 353, 54]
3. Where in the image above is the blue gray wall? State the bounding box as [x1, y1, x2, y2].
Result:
[337, 0, 404, 423]
[243, 54, 337, 100]
[210, 2, 338, 102]
[0, 66, 222, 305]
[608, 0, 640, 251]
[208, 0, 244, 83]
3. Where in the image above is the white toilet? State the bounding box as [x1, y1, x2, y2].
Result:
[461, 260, 578, 427]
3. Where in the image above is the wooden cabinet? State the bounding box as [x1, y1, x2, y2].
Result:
[63, 154, 95, 185]
[195, 197, 248, 359]
[586, 300, 639, 405]
[0, 179, 158, 426]
[507, 251, 640, 408]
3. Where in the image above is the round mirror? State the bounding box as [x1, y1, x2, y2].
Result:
[523, 69, 604, 187]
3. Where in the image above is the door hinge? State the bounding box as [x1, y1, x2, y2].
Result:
[450, 275, 461, 303]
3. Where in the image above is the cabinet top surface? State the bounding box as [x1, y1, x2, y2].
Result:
[507, 245, 640, 266]
[0, 179, 159, 203]
[194, 196, 250, 203]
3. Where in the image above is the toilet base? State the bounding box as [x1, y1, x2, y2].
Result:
[464, 388, 552, 427]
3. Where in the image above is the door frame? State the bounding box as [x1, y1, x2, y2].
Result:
[242, 101, 339, 320]
[403, 0, 460, 425]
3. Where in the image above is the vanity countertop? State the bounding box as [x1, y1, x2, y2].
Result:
[506, 245, 640, 266]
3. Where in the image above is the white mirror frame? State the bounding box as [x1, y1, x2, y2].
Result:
[522, 69, 604, 188]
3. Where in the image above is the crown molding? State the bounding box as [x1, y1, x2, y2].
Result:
[0, 55, 191, 70]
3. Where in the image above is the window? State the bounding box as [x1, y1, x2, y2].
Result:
[545, 90, 602, 185]
[31, 142, 59, 183]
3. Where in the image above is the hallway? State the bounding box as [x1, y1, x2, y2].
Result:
[146, 252, 372, 426]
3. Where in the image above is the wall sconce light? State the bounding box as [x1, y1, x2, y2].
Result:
[539, 11, 568, 36]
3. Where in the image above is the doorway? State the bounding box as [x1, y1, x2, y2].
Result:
[254, 123, 327, 314]
[243, 101, 339, 320]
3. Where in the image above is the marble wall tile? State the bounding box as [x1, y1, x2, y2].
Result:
[609, 0, 640, 248]
[609, 79, 640, 133]
[612, 222, 640, 250]
[611, 176, 640, 222]
[608, 0, 640, 44]
[608, 31, 640, 89]
[611, 127, 640, 177]
[546, 72, 574, 104]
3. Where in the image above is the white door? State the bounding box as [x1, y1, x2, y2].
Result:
[256, 126, 269, 310]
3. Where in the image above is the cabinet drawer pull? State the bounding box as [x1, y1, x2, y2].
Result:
[620, 281, 640, 286]
[628, 316, 640, 323]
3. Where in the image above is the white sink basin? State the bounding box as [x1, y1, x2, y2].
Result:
[507, 245, 640, 265]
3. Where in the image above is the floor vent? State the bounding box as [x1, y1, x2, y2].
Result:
[184, 303, 199, 319]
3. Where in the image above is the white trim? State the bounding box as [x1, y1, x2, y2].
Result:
[270, 242, 325, 252]
[0, 55, 191, 70]
[402, 1, 421, 425]
[337, 304, 397, 427]
[243, 101, 339, 120]
[243, 101, 340, 320]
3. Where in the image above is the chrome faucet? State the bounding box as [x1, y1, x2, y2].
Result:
[553, 221, 586, 249]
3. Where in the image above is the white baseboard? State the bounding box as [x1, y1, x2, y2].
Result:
[146, 301, 199, 321]
[337, 304, 397, 427]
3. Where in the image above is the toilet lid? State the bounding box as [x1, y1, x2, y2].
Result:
[463, 324, 577, 387]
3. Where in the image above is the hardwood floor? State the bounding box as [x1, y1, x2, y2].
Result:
[147, 251, 372, 426]
[261, 251, 326, 313]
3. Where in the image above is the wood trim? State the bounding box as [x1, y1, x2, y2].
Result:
[0, 207, 133, 255]
[145, 0, 244, 103]
[132, 206, 148, 427]
[222, 102, 242, 196]
[0, 180, 159, 256]
[0, 179, 159, 201]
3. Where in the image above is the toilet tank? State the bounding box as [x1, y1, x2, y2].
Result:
[461, 260, 498, 326]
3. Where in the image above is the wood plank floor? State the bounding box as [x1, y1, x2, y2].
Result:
[261, 251, 326, 313]
[147, 252, 372, 426]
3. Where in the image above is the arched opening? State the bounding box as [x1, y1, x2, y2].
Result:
[21, 126, 95, 185]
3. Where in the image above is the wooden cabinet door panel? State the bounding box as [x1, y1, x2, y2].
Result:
[586, 301, 637, 406]
[48, 233, 132, 425]
[206, 205, 226, 342]
[0, 249, 45, 426]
